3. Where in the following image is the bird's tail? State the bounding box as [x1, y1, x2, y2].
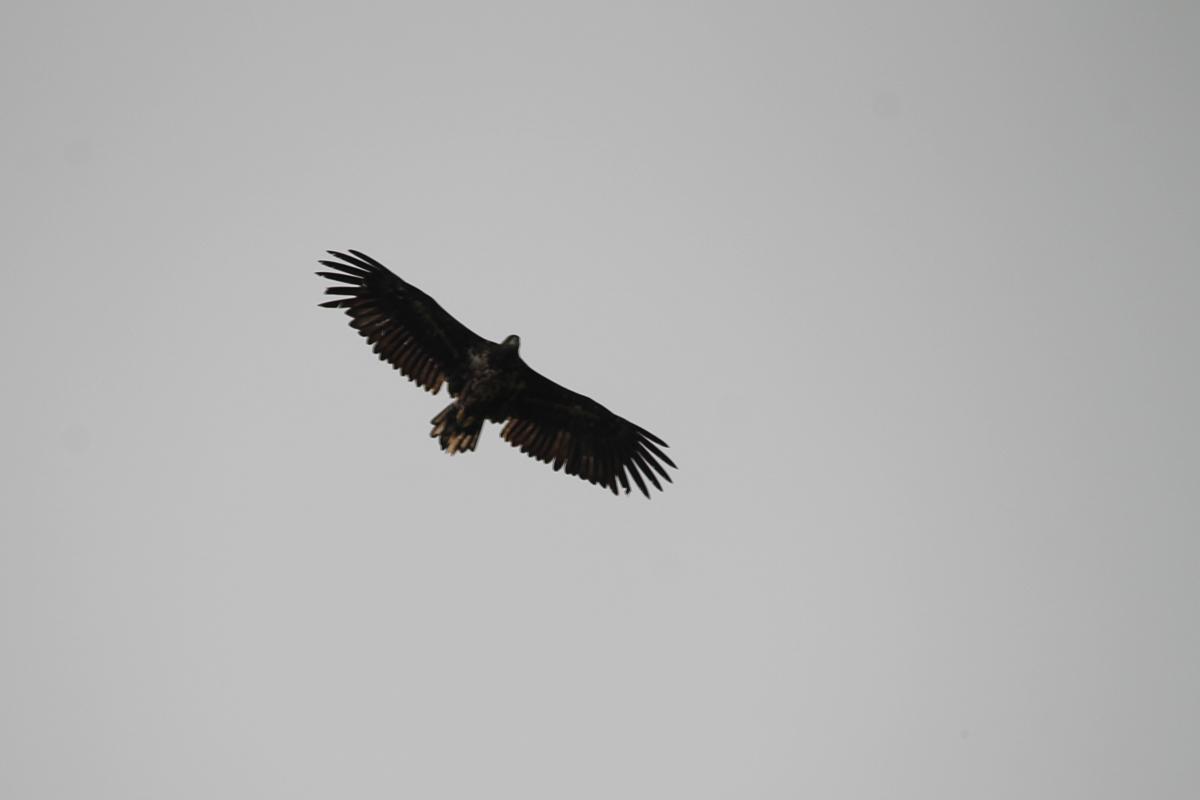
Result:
[430, 403, 482, 455]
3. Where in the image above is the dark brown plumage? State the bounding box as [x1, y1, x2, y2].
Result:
[317, 249, 675, 497]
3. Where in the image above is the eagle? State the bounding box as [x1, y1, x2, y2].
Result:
[317, 250, 675, 497]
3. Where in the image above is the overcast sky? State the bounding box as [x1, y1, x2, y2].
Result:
[2, 2, 1198, 798]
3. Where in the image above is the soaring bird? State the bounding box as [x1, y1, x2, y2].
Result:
[317, 250, 675, 497]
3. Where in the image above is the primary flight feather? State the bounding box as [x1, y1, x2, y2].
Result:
[317, 250, 675, 497]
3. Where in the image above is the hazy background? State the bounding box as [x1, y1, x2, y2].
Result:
[2, 2, 1197, 797]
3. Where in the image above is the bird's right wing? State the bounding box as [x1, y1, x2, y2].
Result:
[317, 250, 486, 394]
[500, 365, 675, 497]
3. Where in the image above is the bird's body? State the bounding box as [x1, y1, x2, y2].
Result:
[457, 337, 524, 421]
[429, 337, 523, 454]
[317, 250, 675, 496]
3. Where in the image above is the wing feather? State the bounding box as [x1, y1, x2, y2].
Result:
[317, 250, 485, 394]
[499, 365, 675, 497]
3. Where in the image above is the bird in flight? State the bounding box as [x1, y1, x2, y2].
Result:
[317, 250, 675, 497]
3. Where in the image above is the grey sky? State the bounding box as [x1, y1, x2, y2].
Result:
[2, 2, 1198, 798]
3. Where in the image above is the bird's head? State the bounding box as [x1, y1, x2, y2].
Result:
[501, 334, 521, 351]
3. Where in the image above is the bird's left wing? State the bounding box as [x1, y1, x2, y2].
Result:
[501, 365, 676, 497]
[318, 250, 486, 394]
